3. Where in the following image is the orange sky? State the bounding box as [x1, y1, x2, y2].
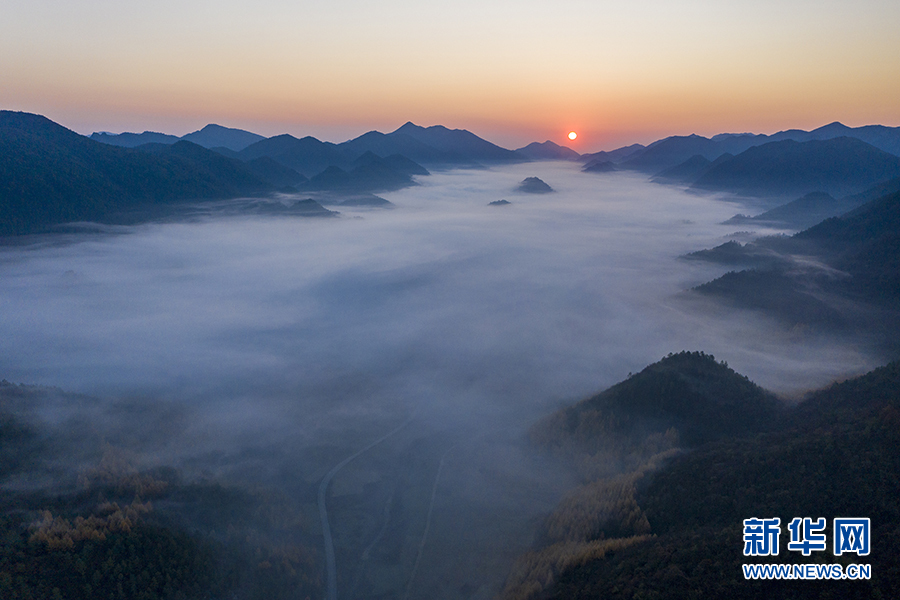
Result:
[2, 0, 898, 151]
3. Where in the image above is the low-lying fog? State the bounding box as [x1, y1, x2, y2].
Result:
[0, 162, 883, 599]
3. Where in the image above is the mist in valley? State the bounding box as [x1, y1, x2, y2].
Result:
[0, 162, 886, 599]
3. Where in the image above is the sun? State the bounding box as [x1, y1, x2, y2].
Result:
[567, 131, 577, 141]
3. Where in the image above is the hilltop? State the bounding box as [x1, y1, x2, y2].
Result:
[0, 111, 272, 235]
[504, 355, 900, 600]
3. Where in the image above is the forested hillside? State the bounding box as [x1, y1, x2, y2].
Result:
[504, 355, 900, 599]
[0, 382, 321, 600]
[0, 111, 272, 235]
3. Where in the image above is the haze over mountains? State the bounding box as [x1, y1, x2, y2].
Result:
[4, 106, 900, 600]
[4, 109, 900, 237]
[687, 186, 900, 347]
[93, 115, 900, 184]
[94, 120, 528, 175]
[505, 353, 900, 600]
[91, 124, 266, 152]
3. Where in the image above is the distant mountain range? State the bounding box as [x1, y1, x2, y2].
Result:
[91, 124, 265, 152]
[0, 112, 273, 235]
[688, 184, 900, 346]
[580, 143, 645, 165]
[689, 137, 900, 198]
[588, 122, 900, 199]
[95, 120, 528, 176]
[595, 122, 900, 176]
[92, 117, 900, 201]
[5, 109, 900, 234]
[0, 111, 542, 234]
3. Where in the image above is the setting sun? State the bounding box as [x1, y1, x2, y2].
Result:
[568, 131, 577, 140]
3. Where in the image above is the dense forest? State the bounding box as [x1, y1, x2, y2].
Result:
[502, 353, 900, 599]
[0, 382, 322, 600]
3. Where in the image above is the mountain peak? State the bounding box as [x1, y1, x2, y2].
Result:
[395, 121, 422, 133]
[516, 140, 580, 161]
[181, 124, 265, 151]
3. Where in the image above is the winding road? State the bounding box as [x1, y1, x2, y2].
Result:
[402, 440, 462, 600]
[318, 418, 412, 600]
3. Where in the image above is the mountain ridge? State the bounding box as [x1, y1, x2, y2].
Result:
[0, 111, 274, 234]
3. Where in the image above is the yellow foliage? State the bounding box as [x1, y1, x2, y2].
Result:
[501, 448, 682, 600]
[501, 536, 654, 600]
[29, 499, 152, 549]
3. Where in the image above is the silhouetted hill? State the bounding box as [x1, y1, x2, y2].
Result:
[134, 140, 264, 184]
[92, 124, 265, 152]
[181, 124, 265, 151]
[695, 269, 848, 328]
[797, 190, 900, 303]
[712, 122, 900, 157]
[367, 152, 429, 177]
[346, 152, 419, 190]
[681, 240, 782, 269]
[337, 130, 460, 166]
[505, 357, 900, 600]
[238, 136, 427, 193]
[531, 352, 779, 458]
[299, 152, 419, 193]
[489, 199, 511, 206]
[621, 135, 726, 173]
[767, 121, 900, 156]
[838, 176, 900, 209]
[392, 122, 525, 163]
[304, 157, 415, 193]
[623, 122, 900, 179]
[306, 165, 353, 190]
[527, 360, 900, 600]
[516, 141, 581, 161]
[0, 111, 272, 235]
[250, 198, 336, 216]
[516, 177, 554, 193]
[208, 146, 242, 159]
[580, 144, 645, 164]
[238, 134, 348, 177]
[651, 154, 711, 182]
[722, 178, 900, 230]
[653, 151, 735, 184]
[582, 159, 617, 173]
[90, 130, 181, 147]
[724, 192, 849, 230]
[244, 157, 308, 188]
[330, 194, 393, 207]
[505, 353, 780, 600]
[692, 137, 900, 198]
[691, 188, 900, 346]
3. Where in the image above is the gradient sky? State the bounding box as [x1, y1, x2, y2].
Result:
[2, 0, 899, 151]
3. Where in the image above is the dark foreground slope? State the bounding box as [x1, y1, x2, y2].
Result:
[0, 381, 322, 600]
[545, 361, 900, 600]
[0, 112, 272, 235]
[505, 354, 900, 600]
[530, 352, 779, 477]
